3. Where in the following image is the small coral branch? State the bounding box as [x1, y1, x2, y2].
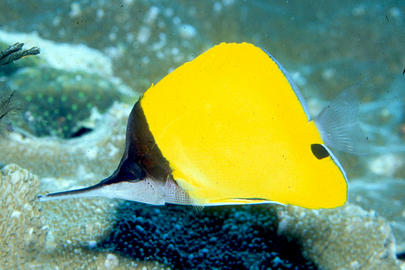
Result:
[0, 42, 39, 132]
[0, 42, 40, 66]
[0, 90, 16, 122]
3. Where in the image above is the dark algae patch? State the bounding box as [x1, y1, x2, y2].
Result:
[97, 203, 317, 269]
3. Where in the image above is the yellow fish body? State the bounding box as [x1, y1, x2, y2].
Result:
[39, 42, 351, 209]
[141, 42, 346, 208]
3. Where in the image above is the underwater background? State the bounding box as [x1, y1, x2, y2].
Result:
[0, 0, 404, 269]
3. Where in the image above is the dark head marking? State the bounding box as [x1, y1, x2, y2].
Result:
[311, 144, 330, 159]
[117, 158, 145, 182]
[99, 99, 170, 186]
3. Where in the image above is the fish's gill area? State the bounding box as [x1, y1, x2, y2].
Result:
[0, 1, 404, 269]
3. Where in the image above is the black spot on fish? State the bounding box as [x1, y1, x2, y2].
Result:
[311, 144, 330, 159]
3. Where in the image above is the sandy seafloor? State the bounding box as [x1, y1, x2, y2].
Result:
[0, 0, 404, 269]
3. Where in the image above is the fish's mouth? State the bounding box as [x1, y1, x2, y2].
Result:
[37, 171, 123, 202]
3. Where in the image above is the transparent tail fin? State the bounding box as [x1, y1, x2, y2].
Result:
[314, 90, 369, 155]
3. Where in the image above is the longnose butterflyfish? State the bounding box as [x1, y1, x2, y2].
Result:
[38, 42, 360, 209]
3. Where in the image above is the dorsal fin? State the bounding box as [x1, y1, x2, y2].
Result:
[263, 48, 311, 121]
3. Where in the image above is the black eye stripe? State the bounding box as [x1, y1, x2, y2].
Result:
[311, 144, 330, 159]
[119, 159, 145, 181]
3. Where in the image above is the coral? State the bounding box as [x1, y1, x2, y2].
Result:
[1, 103, 313, 269]
[0, 164, 165, 269]
[31, 250, 164, 270]
[0, 164, 401, 269]
[35, 197, 166, 270]
[0, 1, 402, 268]
[0, 42, 39, 66]
[5, 66, 129, 138]
[0, 88, 18, 128]
[1, 2, 209, 92]
[0, 32, 138, 139]
[276, 204, 400, 270]
[37, 199, 402, 269]
[0, 41, 43, 78]
[41, 197, 119, 250]
[0, 103, 402, 269]
[1, 5, 404, 252]
[0, 102, 131, 180]
[0, 31, 112, 77]
[0, 164, 47, 268]
[350, 177, 405, 255]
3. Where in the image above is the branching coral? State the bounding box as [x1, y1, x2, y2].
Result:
[0, 42, 39, 66]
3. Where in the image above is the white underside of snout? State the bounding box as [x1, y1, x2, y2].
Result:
[38, 177, 195, 205]
[91, 178, 167, 205]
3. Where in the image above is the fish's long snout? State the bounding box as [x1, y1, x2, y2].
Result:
[37, 176, 168, 205]
[37, 182, 105, 202]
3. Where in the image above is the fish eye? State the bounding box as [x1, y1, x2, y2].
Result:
[311, 144, 330, 159]
[120, 159, 145, 181]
